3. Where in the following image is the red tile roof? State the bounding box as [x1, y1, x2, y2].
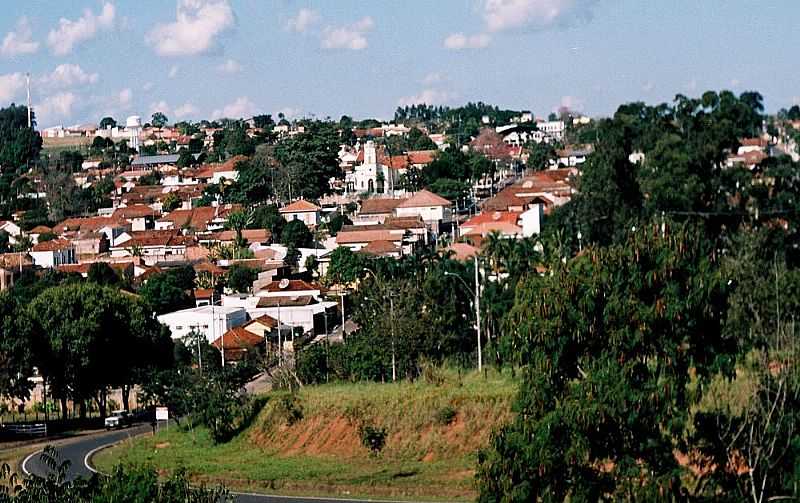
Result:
[360, 240, 400, 256]
[32, 239, 73, 252]
[113, 205, 159, 220]
[445, 242, 478, 262]
[211, 326, 263, 350]
[259, 279, 320, 293]
[359, 198, 403, 215]
[336, 228, 396, 245]
[397, 189, 451, 208]
[245, 314, 279, 330]
[279, 200, 320, 213]
[118, 230, 190, 248]
[463, 211, 521, 227]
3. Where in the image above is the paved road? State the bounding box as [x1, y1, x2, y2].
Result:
[22, 425, 434, 503]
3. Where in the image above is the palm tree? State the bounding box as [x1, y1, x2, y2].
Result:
[225, 210, 253, 250]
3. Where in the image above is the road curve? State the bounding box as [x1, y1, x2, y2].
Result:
[22, 426, 436, 503]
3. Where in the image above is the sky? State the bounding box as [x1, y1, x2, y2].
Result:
[0, 0, 798, 128]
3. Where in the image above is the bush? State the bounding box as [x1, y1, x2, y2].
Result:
[435, 405, 457, 426]
[359, 424, 387, 455]
[275, 393, 303, 426]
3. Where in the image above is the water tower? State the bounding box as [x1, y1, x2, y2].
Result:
[126, 115, 142, 152]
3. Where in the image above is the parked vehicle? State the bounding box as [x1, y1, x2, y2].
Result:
[104, 410, 132, 430]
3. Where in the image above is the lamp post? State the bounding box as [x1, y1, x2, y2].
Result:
[444, 254, 482, 372]
[363, 268, 396, 382]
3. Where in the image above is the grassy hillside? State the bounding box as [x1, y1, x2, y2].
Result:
[94, 369, 517, 500]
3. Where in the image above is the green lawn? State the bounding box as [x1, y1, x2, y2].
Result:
[94, 369, 517, 501]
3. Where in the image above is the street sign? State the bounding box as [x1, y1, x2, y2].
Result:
[155, 407, 168, 421]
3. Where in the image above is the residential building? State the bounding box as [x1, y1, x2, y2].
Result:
[0, 253, 33, 291]
[279, 200, 321, 227]
[157, 305, 248, 342]
[29, 239, 76, 268]
[110, 230, 191, 265]
[394, 189, 453, 234]
[211, 327, 264, 364]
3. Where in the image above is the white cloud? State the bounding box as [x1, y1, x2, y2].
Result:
[39, 64, 99, 89]
[168, 65, 179, 79]
[1, 17, 40, 57]
[118, 88, 132, 109]
[287, 8, 320, 33]
[211, 96, 257, 119]
[174, 102, 198, 119]
[642, 81, 655, 92]
[0, 73, 25, 103]
[444, 33, 491, 50]
[321, 17, 374, 50]
[217, 58, 242, 74]
[729, 78, 741, 88]
[147, 0, 235, 57]
[422, 72, 445, 85]
[150, 100, 171, 117]
[483, 0, 598, 32]
[398, 89, 454, 107]
[142, 81, 154, 91]
[37, 92, 77, 124]
[47, 2, 115, 56]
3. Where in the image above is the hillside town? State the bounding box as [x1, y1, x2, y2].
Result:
[2, 1, 800, 502]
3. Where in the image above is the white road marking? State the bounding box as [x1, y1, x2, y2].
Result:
[21, 449, 42, 476]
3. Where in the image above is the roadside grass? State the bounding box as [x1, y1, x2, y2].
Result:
[93, 368, 518, 501]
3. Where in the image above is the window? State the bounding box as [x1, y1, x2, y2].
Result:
[176, 326, 183, 330]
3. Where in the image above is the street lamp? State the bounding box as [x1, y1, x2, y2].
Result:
[444, 254, 482, 372]
[363, 268, 396, 382]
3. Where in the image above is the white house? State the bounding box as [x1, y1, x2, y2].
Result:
[279, 200, 321, 227]
[394, 190, 453, 234]
[157, 305, 248, 343]
[110, 230, 189, 265]
[520, 202, 545, 237]
[537, 120, 566, 141]
[29, 239, 76, 268]
[0, 221, 22, 244]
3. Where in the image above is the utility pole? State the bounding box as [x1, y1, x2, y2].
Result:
[474, 254, 482, 372]
[25, 73, 31, 128]
[390, 294, 396, 382]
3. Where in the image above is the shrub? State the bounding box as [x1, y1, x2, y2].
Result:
[275, 393, 304, 426]
[435, 405, 457, 426]
[359, 424, 387, 455]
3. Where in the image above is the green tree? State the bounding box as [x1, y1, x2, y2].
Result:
[28, 283, 172, 418]
[139, 266, 196, 315]
[0, 104, 42, 171]
[477, 224, 737, 501]
[273, 121, 339, 200]
[99, 116, 117, 129]
[87, 262, 120, 286]
[280, 219, 312, 249]
[226, 264, 257, 293]
[251, 204, 284, 238]
[325, 246, 364, 285]
[151, 112, 169, 128]
[162, 192, 181, 212]
[325, 212, 352, 237]
[0, 293, 35, 400]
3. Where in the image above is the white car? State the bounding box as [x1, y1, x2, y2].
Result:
[104, 410, 131, 430]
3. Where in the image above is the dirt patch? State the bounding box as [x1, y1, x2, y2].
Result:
[421, 451, 435, 462]
[155, 442, 171, 449]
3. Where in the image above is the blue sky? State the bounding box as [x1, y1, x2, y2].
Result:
[0, 0, 798, 128]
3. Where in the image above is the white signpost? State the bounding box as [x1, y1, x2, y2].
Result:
[156, 407, 169, 421]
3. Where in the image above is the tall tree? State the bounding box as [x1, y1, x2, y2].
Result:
[477, 223, 737, 501]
